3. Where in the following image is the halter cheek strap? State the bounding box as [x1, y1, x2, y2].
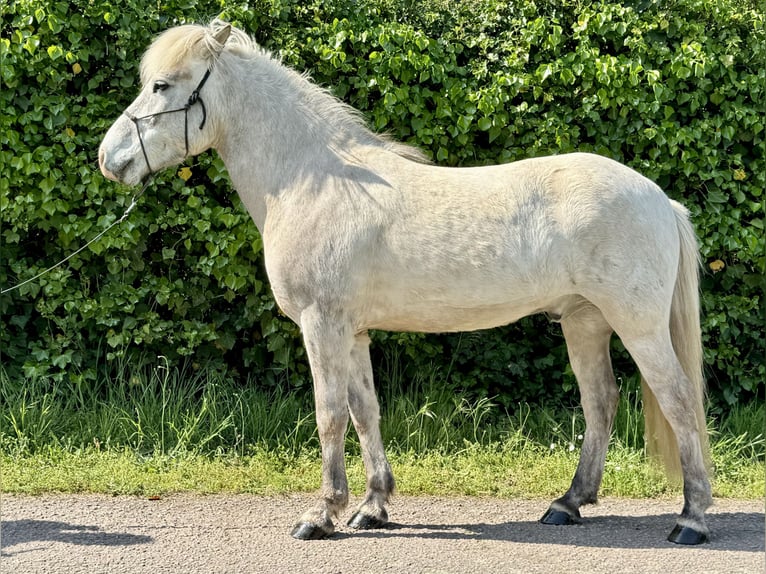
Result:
[124, 68, 212, 176]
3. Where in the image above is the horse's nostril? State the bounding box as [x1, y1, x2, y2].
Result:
[99, 151, 132, 183]
[99, 151, 118, 181]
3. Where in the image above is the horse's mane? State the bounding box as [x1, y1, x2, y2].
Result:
[140, 20, 430, 164]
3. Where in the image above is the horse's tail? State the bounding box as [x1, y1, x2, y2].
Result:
[641, 201, 710, 481]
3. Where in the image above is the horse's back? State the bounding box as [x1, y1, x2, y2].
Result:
[381, 151, 678, 285]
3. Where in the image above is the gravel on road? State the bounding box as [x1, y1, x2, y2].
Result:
[1, 494, 763, 573]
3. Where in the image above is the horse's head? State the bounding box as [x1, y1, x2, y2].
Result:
[99, 21, 231, 186]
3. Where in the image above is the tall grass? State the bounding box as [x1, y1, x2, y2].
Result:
[0, 360, 318, 457]
[1, 360, 763, 497]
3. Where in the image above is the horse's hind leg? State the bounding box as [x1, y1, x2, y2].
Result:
[541, 304, 619, 526]
[621, 331, 712, 543]
[346, 332, 395, 529]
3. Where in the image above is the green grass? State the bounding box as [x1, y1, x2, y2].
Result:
[1, 364, 763, 499]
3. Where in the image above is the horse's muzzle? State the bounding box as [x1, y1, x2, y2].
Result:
[98, 146, 117, 181]
[98, 145, 134, 184]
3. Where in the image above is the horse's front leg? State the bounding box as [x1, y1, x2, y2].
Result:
[290, 311, 354, 540]
[346, 332, 395, 530]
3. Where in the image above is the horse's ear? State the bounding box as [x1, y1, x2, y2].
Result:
[213, 23, 232, 48]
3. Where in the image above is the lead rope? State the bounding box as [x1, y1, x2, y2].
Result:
[0, 177, 152, 295]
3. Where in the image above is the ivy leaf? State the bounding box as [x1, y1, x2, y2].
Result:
[477, 117, 492, 131]
[709, 259, 725, 273]
[178, 167, 193, 181]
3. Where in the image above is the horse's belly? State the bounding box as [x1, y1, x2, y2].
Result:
[365, 309, 527, 332]
[359, 290, 555, 333]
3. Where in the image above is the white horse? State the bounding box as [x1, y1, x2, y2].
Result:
[99, 21, 712, 544]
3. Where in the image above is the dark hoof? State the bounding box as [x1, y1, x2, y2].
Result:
[347, 510, 388, 530]
[290, 522, 332, 540]
[540, 507, 581, 526]
[667, 524, 709, 545]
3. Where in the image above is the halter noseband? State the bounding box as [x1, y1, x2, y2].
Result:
[124, 68, 212, 176]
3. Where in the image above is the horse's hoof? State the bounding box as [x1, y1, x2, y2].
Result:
[540, 507, 581, 525]
[667, 524, 709, 545]
[290, 522, 332, 540]
[347, 510, 387, 530]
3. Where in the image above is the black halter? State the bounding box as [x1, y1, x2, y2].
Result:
[124, 68, 212, 175]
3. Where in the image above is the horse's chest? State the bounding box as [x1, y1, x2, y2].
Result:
[261, 229, 364, 320]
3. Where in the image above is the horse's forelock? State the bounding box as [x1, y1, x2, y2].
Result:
[139, 23, 226, 85]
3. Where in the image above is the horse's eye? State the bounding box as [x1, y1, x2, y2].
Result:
[153, 81, 169, 94]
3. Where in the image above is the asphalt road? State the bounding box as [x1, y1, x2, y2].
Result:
[1, 494, 763, 573]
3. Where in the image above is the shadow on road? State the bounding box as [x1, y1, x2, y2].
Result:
[337, 512, 765, 552]
[1, 519, 153, 557]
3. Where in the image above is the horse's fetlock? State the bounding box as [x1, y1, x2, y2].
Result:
[325, 490, 348, 512]
[550, 496, 582, 517]
[368, 471, 395, 498]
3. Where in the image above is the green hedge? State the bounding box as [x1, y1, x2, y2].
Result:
[1, 0, 763, 410]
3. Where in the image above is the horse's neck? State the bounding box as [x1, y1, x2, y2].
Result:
[215, 59, 368, 232]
